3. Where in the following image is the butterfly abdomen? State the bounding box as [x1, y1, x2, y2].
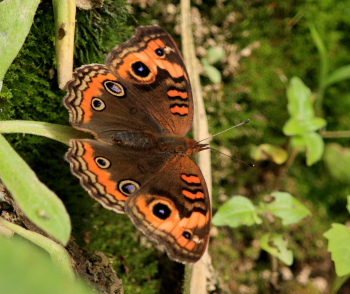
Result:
[112, 131, 157, 150]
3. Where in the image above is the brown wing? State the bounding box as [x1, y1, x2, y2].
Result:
[64, 26, 193, 141]
[125, 155, 211, 263]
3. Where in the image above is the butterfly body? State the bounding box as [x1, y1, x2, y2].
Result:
[111, 130, 205, 154]
[64, 26, 211, 263]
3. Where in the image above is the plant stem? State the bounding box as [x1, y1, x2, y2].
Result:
[320, 130, 350, 138]
[331, 275, 350, 294]
[52, 0, 76, 89]
[180, 0, 212, 293]
[282, 146, 299, 174]
[0, 120, 88, 145]
[309, 25, 328, 116]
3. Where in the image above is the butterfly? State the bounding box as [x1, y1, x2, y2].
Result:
[64, 26, 211, 263]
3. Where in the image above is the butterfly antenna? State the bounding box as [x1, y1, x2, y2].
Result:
[209, 147, 255, 167]
[198, 119, 251, 143]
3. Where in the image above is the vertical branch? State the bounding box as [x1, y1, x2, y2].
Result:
[52, 0, 76, 89]
[180, 0, 213, 293]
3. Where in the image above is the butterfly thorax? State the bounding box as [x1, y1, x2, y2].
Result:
[111, 131, 208, 156]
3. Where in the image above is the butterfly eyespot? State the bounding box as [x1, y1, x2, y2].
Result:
[153, 203, 172, 220]
[131, 61, 151, 78]
[104, 81, 126, 97]
[182, 231, 193, 240]
[95, 157, 111, 169]
[119, 180, 140, 196]
[91, 98, 106, 111]
[155, 48, 165, 57]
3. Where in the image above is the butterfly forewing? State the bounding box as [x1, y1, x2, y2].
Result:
[106, 26, 194, 137]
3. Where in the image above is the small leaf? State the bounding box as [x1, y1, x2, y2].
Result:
[283, 117, 326, 136]
[213, 196, 262, 227]
[260, 233, 293, 265]
[283, 118, 305, 135]
[305, 117, 327, 132]
[287, 77, 314, 118]
[324, 65, 350, 87]
[202, 63, 222, 84]
[324, 143, 350, 183]
[0, 134, 71, 244]
[290, 135, 306, 148]
[206, 46, 225, 64]
[304, 132, 324, 166]
[250, 144, 288, 164]
[324, 224, 350, 276]
[267, 192, 311, 225]
[0, 0, 41, 82]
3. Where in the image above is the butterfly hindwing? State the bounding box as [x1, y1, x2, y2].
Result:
[125, 155, 211, 263]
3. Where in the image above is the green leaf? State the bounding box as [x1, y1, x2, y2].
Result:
[212, 196, 262, 227]
[324, 224, 350, 276]
[286, 77, 314, 119]
[324, 143, 350, 183]
[283, 118, 306, 135]
[250, 144, 288, 164]
[202, 63, 222, 84]
[290, 135, 306, 148]
[267, 192, 311, 225]
[0, 0, 41, 82]
[283, 117, 326, 136]
[304, 132, 324, 166]
[347, 196, 350, 214]
[0, 236, 94, 294]
[0, 219, 74, 280]
[306, 117, 327, 131]
[206, 46, 225, 64]
[0, 134, 71, 244]
[260, 233, 293, 265]
[324, 65, 350, 87]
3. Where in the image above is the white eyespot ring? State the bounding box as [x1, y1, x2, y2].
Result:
[91, 98, 106, 111]
[104, 81, 126, 97]
[95, 156, 111, 169]
[118, 179, 140, 196]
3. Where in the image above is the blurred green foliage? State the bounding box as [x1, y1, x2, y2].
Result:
[0, 236, 94, 294]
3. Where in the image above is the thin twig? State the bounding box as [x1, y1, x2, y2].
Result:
[320, 130, 350, 138]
